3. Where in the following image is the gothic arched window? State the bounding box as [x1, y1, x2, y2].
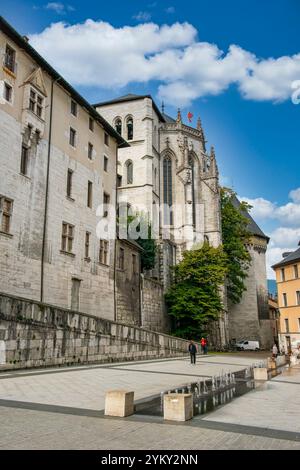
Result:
[163, 156, 173, 225]
[126, 117, 133, 140]
[189, 155, 196, 228]
[114, 118, 122, 136]
[126, 160, 133, 184]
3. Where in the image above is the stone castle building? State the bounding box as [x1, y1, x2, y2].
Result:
[0, 17, 272, 349]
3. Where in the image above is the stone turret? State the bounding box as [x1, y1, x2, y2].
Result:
[210, 145, 219, 178]
[197, 117, 206, 152]
[176, 108, 182, 123]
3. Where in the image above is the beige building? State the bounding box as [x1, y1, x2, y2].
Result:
[0, 17, 128, 320]
[272, 246, 300, 354]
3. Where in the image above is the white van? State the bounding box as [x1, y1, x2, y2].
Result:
[235, 340, 260, 351]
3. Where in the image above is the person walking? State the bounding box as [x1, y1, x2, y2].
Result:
[201, 337, 208, 355]
[272, 343, 278, 358]
[188, 340, 197, 365]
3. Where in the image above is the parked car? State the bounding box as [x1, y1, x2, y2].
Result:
[235, 340, 260, 351]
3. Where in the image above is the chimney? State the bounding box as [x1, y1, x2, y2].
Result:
[23, 35, 29, 42]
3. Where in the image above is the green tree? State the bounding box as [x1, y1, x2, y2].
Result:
[165, 243, 228, 339]
[136, 222, 157, 271]
[118, 208, 157, 272]
[221, 187, 252, 304]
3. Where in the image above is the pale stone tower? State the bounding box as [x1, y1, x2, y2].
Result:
[227, 198, 272, 349]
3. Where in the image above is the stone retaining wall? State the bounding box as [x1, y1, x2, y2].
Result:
[0, 292, 196, 370]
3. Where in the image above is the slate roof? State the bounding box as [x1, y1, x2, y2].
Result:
[231, 195, 269, 241]
[272, 247, 300, 269]
[162, 112, 176, 123]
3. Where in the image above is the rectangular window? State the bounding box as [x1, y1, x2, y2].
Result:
[294, 264, 299, 279]
[103, 192, 110, 217]
[4, 44, 16, 73]
[280, 268, 285, 282]
[85, 231, 90, 259]
[119, 247, 125, 270]
[284, 318, 289, 333]
[36, 95, 43, 118]
[296, 291, 300, 305]
[117, 175, 122, 187]
[88, 143, 93, 160]
[69, 127, 76, 147]
[0, 197, 13, 234]
[104, 155, 108, 172]
[71, 100, 77, 116]
[67, 169, 73, 198]
[99, 239, 109, 265]
[4, 83, 12, 102]
[29, 89, 36, 112]
[104, 132, 109, 146]
[20, 145, 29, 175]
[89, 117, 94, 132]
[132, 254, 137, 274]
[61, 222, 74, 253]
[87, 181, 93, 208]
[298, 318, 300, 331]
[283, 293, 288, 307]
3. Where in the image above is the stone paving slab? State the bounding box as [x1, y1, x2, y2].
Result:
[0, 406, 300, 450]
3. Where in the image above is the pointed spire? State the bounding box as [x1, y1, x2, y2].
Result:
[197, 117, 202, 131]
[210, 145, 219, 177]
[176, 108, 182, 123]
[197, 116, 206, 151]
[161, 101, 165, 113]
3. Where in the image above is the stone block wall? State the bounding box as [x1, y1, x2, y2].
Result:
[141, 276, 170, 332]
[0, 292, 194, 370]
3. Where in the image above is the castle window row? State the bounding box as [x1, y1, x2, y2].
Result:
[60, 222, 109, 265]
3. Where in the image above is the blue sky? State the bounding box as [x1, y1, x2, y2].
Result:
[2, 0, 300, 277]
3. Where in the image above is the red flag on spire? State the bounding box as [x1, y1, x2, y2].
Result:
[187, 112, 193, 123]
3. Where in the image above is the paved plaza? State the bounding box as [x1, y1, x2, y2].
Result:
[0, 353, 300, 450]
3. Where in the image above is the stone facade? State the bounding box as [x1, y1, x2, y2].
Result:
[0, 292, 197, 369]
[141, 276, 170, 332]
[0, 20, 126, 321]
[115, 239, 142, 326]
[228, 237, 273, 349]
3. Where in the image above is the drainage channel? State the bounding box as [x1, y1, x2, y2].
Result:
[134, 364, 287, 418]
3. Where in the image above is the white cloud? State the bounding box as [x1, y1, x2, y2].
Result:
[239, 190, 300, 226]
[269, 227, 300, 247]
[45, 3, 74, 14]
[240, 189, 300, 279]
[239, 196, 276, 219]
[133, 11, 152, 22]
[28, 19, 300, 106]
[289, 188, 300, 203]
